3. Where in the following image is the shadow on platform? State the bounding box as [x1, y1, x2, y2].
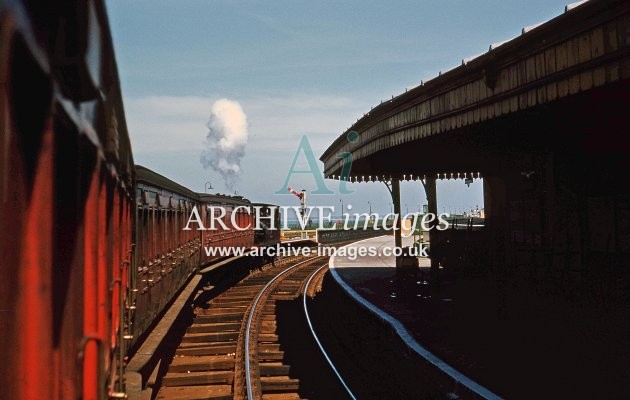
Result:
[333, 264, 630, 399]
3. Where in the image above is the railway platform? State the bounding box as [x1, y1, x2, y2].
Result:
[329, 235, 501, 400]
[330, 236, 629, 399]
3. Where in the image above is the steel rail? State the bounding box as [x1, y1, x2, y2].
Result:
[244, 256, 320, 400]
[303, 264, 358, 400]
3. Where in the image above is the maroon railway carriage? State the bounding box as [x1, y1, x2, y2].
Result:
[252, 202, 281, 247]
[133, 165, 202, 347]
[198, 192, 255, 266]
[0, 1, 135, 399]
[1, 2, 279, 399]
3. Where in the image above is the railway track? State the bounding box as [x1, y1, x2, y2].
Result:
[155, 256, 340, 400]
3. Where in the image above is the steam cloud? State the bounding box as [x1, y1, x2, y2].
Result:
[200, 99, 248, 189]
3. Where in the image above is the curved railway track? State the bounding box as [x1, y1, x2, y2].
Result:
[156, 256, 348, 400]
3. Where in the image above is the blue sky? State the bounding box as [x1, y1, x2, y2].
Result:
[107, 0, 575, 216]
